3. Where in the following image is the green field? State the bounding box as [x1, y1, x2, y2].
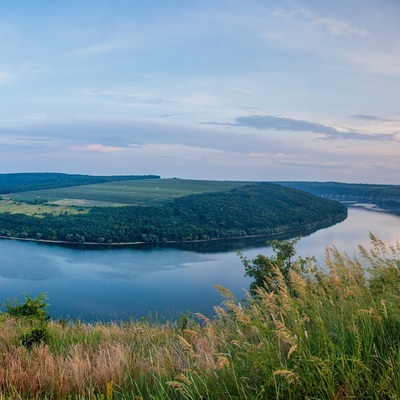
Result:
[7, 179, 247, 207]
[0, 198, 87, 216]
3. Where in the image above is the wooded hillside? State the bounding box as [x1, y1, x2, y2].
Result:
[0, 182, 347, 244]
[278, 181, 400, 213]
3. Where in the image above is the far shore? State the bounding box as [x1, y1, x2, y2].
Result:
[0, 221, 342, 248]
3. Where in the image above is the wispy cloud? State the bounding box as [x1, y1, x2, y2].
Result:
[0, 1, 399, 183]
[269, 5, 400, 77]
[72, 143, 123, 153]
[208, 115, 398, 142]
[0, 69, 17, 84]
[273, 8, 368, 38]
[0, 119, 286, 155]
[350, 114, 400, 122]
[83, 88, 178, 105]
[351, 114, 387, 121]
[66, 42, 125, 58]
[274, 160, 351, 171]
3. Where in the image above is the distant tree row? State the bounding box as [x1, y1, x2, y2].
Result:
[278, 181, 400, 213]
[0, 183, 347, 244]
[0, 173, 160, 194]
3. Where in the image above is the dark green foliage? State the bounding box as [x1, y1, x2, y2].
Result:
[19, 326, 50, 349]
[0, 183, 347, 243]
[0, 172, 160, 194]
[4, 293, 50, 322]
[3, 293, 51, 349]
[278, 181, 400, 213]
[240, 237, 310, 294]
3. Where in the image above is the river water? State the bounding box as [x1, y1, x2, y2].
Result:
[0, 205, 399, 322]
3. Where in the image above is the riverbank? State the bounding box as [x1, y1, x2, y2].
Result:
[0, 206, 398, 325]
[0, 183, 348, 245]
[1, 235, 399, 399]
[0, 215, 346, 248]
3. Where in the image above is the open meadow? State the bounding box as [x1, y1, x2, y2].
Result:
[0, 198, 88, 217]
[0, 181, 347, 244]
[6, 179, 247, 207]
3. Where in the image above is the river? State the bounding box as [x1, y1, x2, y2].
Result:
[0, 205, 399, 322]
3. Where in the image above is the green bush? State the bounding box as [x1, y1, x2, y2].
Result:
[3, 293, 51, 349]
[20, 326, 50, 349]
[4, 292, 49, 322]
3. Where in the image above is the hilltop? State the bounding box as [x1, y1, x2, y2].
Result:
[0, 173, 347, 245]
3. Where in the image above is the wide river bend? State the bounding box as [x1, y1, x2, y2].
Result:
[0, 205, 399, 322]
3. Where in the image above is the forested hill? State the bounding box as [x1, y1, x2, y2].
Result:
[0, 183, 347, 244]
[0, 173, 160, 194]
[277, 181, 400, 214]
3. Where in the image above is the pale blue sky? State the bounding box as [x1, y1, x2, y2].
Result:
[1, 0, 399, 183]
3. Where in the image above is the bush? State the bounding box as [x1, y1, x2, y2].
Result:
[2, 293, 51, 349]
[4, 293, 49, 322]
[20, 326, 50, 349]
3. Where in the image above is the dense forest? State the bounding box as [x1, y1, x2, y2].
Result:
[0, 173, 160, 194]
[278, 181, 400, 213]
[0, 183, 347, 244]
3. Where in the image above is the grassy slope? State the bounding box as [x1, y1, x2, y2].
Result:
[1, 235, 400, 399]
[0, 198, 87, 216]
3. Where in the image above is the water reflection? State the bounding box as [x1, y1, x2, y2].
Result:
[0, 206, 399, 322]
[0, 241, 65, 280]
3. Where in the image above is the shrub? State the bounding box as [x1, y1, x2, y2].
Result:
[20, 326, 50, 349]
[2, 293, 51, 349]
[4, 292, 50, 322]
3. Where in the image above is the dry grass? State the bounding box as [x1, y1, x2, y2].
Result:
[0, 234, 400, 399]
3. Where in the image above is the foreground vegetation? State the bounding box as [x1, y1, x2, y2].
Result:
[1, 234, 400, 399]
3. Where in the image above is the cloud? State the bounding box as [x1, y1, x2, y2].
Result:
[71, 143, 123, 153]
[208, 115, 397, 142]
[0, 117, 398, 183]
[269, 6, 400, 77]
[274, 160, 350, 170]
[0, 69, 17, 84]
[83, 88, 178, 106]
[0, 120, 269, 156]
[273, 8, 368, 38]
[67, 43, 124, 57]
[350, 114, 399, 122]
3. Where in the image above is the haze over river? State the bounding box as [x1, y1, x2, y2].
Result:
[0, 205, 399, 322]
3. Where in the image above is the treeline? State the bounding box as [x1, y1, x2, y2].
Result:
[0, 183, 347, 244]
[278, 181, 400, 212]
[0, 173, 160, 194]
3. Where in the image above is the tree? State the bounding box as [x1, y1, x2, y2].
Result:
[239, 237, 308, 295]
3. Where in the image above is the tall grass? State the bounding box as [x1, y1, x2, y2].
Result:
[1, 234, 400, 399]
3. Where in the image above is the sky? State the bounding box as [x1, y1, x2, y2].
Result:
[0, 0, 399, 183]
